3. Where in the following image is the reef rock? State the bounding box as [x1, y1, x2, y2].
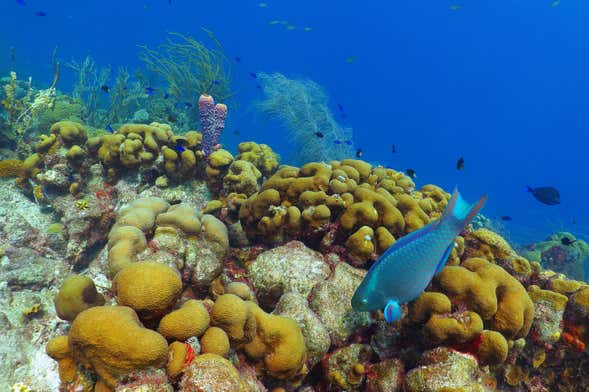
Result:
[248, 241, 331, 309]
[405, 347, 495, 392]
[309, 260, 372, 346]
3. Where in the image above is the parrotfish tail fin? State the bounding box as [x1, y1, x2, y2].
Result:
[443, 187, 487, 229]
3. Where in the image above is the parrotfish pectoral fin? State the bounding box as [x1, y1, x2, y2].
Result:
[435, 242, 456, 275]
[383, 299, 402, 323]
[443, 187, 487, 228]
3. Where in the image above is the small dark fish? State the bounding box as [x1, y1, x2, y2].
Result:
[106, 124, 115, 133]
[167, 114, 177, 123]
[334, 140, 342, 145]
[100, 85, 110, 93]
[337, 104, 344, 112]
[314, 131, 324, 138]
[234, 56, 241, 63]
[145, 87, 156, 95]
[173, 145, 186, 153]
[35, 11, 47, 16]
[256, 84, 262, 89]
[392, 144, 396, 153]
[163, 93, 169, 99]
[344, 140, 353, 146]
[456, 156, 465, 170]
[68, 174, 75, 183]
[184, 102, 193, 108]
[500, 216, 512, 221]
[16, 0, 26, 6]
[405, 169, 417, 179]
[526, 186, 560, 206]
[212, 80, 220, 85]
[356, 149, 363, 158]
[561, 237, 577, 246]
[233, 130, 240, 136]
[249, 72, 258, 79]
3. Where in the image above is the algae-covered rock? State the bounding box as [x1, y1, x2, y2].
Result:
[405, 347, 495, 392]
[309, 261, 372, 346]
[248, 241, 330, 309]
[365, 358, 404, 392]
[322, 344, 372, 391]
[179, 354, 246, 391]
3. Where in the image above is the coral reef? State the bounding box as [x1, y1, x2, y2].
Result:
[3, 99, 589, 391]
[520, 232, 589, 280]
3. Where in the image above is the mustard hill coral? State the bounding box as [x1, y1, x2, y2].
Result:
[435, 258, 534, 339]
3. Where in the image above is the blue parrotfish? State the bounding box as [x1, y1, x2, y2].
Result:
[351, 188, 487, 323]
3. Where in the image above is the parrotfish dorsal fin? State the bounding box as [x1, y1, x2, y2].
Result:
[435, 241, 456, 275]
[442, 187, 487, 228]
[383, 299, 402, 323]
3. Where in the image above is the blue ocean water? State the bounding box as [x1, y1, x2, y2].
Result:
[1, 0, 588, 247]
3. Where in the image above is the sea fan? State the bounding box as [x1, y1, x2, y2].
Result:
[255, 72, 354, 165]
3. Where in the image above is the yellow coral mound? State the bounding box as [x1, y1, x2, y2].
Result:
[69, 306, 168, 388]
[113, 261, 182, 321]
[54, 275, 105, 321]
[244, 302, 307, 380]
[435, 258, 534, 339]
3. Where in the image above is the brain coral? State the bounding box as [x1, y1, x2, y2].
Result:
[54, 275, 105, 321]
[113, 261, 182, 321]
[244, 302, 307, 380]
[69, 306, 168, 388]
[157, 300, 210, 340]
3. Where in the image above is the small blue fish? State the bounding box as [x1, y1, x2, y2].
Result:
[256, 85, 262, 89]
[337, 104, 344, 112]
[344, 140, 353, 146]
[212, 80, 220, 85]
[334, 140, 342, 145]
[163, 93, 169, 99]
[106, 124, 115, 133]
[173, 145, 186, 153]
[35, 11, 47, 16]
[234, 56, 242, 63]
[16, 0, 26, 6]
[351, 188, 486, 323]
[249, 72, 258, 79]
[145, 87, 156, 95]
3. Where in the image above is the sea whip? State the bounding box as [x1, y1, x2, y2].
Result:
[198, 94, 227, 157]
